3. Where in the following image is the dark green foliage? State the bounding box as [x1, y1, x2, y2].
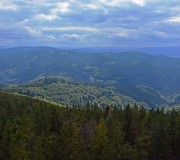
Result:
[90, 118, 109, 160]
[57, 121, 84, 160]
[0, 91, 180, 159]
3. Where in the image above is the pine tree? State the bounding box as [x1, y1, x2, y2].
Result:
[123, 104, 133, 144]
[3, 116, 33, 160]
[90, 118, 109, 160]
[58, 121, 84, 160]
[107, 119, 125, 160]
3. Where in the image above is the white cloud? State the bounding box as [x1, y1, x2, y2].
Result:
[32, 2, 72, 22]
[34, 14, 58, 21]
[98, 0, 147, 7]
[50, 2, 72, 14]
[42, 27, 99, 32]
[98, 0, 120, 7]
[0, 0, 180, 47]
[102, 27, 136, 38]
[21, 0, 53, 7]
[86, 4, 100, 10]
[61, 34, 85, 41]
[0, 0, 18, 11]
[117, 32, 129, 38]
[131, 0, 146, 6]
[165, 16, 180, 23]
[25, 26, 56, 40]
[25, 26, 43, 37]
[72, 1, 108, 14]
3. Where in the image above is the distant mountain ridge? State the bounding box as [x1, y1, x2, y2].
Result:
[0, 46, 180, 107]
[138, 46, 180, 58]
[74, 46, 180, 58]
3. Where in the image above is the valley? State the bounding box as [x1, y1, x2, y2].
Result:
[0, 47, 180, 108]
[1, 0, 180, 159]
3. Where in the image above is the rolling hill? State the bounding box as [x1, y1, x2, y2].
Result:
[3, 76, 144, 108]
[0, 47, 180, 107]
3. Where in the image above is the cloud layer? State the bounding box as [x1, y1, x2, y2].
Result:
[0, 0, 180, 48]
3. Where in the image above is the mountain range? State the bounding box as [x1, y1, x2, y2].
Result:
[0, 46, 180, 108]
[73, 46, 180, 58]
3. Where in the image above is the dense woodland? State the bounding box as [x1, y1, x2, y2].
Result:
[0, 91, 180, 160]
[4, 77, 140, 108]
[1, 47, 180, 107]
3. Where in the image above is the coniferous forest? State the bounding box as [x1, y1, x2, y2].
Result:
[1, 0, 180, 159]
[0, 91, 180, 160]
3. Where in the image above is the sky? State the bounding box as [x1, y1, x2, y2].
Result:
[0, 0, 180, 48]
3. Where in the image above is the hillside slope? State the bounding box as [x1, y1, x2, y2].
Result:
[0, 91, 180, 160]
[4, 77, 140, 107]
[0, 47, 180, 107]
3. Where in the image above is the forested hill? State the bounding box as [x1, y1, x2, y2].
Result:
[0, 47, 180, 108]
[0, 91, 180, 159]
[4, 77, 143, 108]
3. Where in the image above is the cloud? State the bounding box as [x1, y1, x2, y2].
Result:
[61, 34, 86, 41]
[131, 0, 146, 6]
[0, 0, 18, 11]
[50, 2, 72, 14]
[32, 2, 72, 21]
[25, 26, 56, 40]
[97, 0, 147, 7]
[34, 14, 58, 21]
[0, 0, 180, 47]
[42, 27, 99, 32]
[86, 4, 100, 10]
[164, 16, 180, 23]
[25, 26, 43, 37]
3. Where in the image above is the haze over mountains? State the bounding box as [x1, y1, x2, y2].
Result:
[74, 46, 180, 58]
[0, 46, 180, 108]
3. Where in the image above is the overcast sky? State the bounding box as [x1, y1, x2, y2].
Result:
[0, 0, 180, 48]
